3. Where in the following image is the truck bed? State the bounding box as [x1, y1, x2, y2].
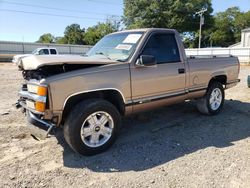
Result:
[187, 55, 239, 91]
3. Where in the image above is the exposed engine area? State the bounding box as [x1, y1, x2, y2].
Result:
[21, 64, 103, 80]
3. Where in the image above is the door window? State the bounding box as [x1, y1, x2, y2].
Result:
[39, 49, 49, 55]
[50, 49, 57, 54]
[142, 33, 180, 64]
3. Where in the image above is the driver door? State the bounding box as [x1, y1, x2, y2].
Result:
[130, 32, 186, 104]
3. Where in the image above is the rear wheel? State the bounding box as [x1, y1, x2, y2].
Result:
[196, 81, 225, 115]
[63, 99, 121, 155]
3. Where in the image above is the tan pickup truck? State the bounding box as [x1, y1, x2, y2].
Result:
[17, 28, 240, 155]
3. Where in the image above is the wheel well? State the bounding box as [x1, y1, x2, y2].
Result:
[209, 75, 227, 86]
[62, 90, 125, 123]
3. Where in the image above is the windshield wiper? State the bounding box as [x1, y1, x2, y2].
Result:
[95, 52, 111, 60]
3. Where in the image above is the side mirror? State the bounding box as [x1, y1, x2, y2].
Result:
[136, 55, 156, 67]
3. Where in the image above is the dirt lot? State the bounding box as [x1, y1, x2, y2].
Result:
[0, 63, 250, 188]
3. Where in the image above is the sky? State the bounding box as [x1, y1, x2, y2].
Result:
[0, 0, 250, 42]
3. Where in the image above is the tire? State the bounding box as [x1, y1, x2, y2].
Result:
[63, 99, 121, 155]
[196, 81, 225, 115]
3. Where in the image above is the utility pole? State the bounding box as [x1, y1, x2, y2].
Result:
[196, 8, 207, 49]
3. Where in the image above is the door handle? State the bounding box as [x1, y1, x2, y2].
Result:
[178, 68, 185, 74]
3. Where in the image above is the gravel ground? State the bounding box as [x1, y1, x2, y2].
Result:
[0, 63, 250, 188]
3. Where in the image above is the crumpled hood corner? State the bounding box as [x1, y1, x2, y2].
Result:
[19, 55, 117, 70]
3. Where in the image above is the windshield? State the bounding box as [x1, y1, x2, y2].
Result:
[86, 32, 144, 62]
[31, 49, 39, 54]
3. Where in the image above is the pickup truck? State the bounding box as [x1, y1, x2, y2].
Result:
[12, 47, 58, 65]
[17, 28, 240, 155]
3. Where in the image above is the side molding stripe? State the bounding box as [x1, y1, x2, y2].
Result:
[126, 87, 207, 106]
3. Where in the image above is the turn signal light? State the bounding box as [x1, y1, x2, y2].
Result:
[35, 102, 46, 112]
[37, 86, 47, 96]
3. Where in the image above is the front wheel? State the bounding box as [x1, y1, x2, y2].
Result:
[63, 99, 121, 155]
[196, 81, 225, 115]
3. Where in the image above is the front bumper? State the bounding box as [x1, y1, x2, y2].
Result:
[26, 111, 55, 139]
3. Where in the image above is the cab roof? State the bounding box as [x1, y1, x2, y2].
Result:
[112, 28, 177, 34]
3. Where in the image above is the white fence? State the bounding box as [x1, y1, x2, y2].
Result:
[1, 41, 249, 63]
[186, 47, 250, 63]
[0, 41, 92, 55]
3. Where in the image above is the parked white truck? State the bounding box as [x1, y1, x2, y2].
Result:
[12, 47, 58, 65]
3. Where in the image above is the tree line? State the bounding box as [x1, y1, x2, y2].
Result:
[37, 20, 119, 46]
[37, 0, 250, 48]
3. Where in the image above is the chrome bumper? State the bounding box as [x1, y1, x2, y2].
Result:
[27, 111, 55, 139]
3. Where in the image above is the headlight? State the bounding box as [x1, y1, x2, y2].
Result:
[26, 84, 47, 112]
[27, 84, 47, 96]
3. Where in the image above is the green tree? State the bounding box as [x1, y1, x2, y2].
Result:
[210, 7, 250, 47]
[84, 21, 118, 45]
[37, 33, 55, 43]
[182, 32, 198, 48]
[210, 7, 240, 47]
[55, 37, 67, 44]
[234, 10, 250, 41]
[123, 0, 213, 33]
[64, 23, 85, 44]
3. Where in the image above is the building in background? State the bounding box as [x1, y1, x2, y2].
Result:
[241, 28, 250, 47]
[231, 27, 250, 48]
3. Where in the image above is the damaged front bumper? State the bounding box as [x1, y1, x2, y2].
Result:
[17, 83, 56, 139]
[26, 110, 55, 139]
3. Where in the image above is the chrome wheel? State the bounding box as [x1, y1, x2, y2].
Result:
[209, 88, 222, 111]
[80, 111, 114, 148]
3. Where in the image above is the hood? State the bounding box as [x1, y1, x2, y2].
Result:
[14, 54, 30, 60]
[19, 55, 117, 70]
